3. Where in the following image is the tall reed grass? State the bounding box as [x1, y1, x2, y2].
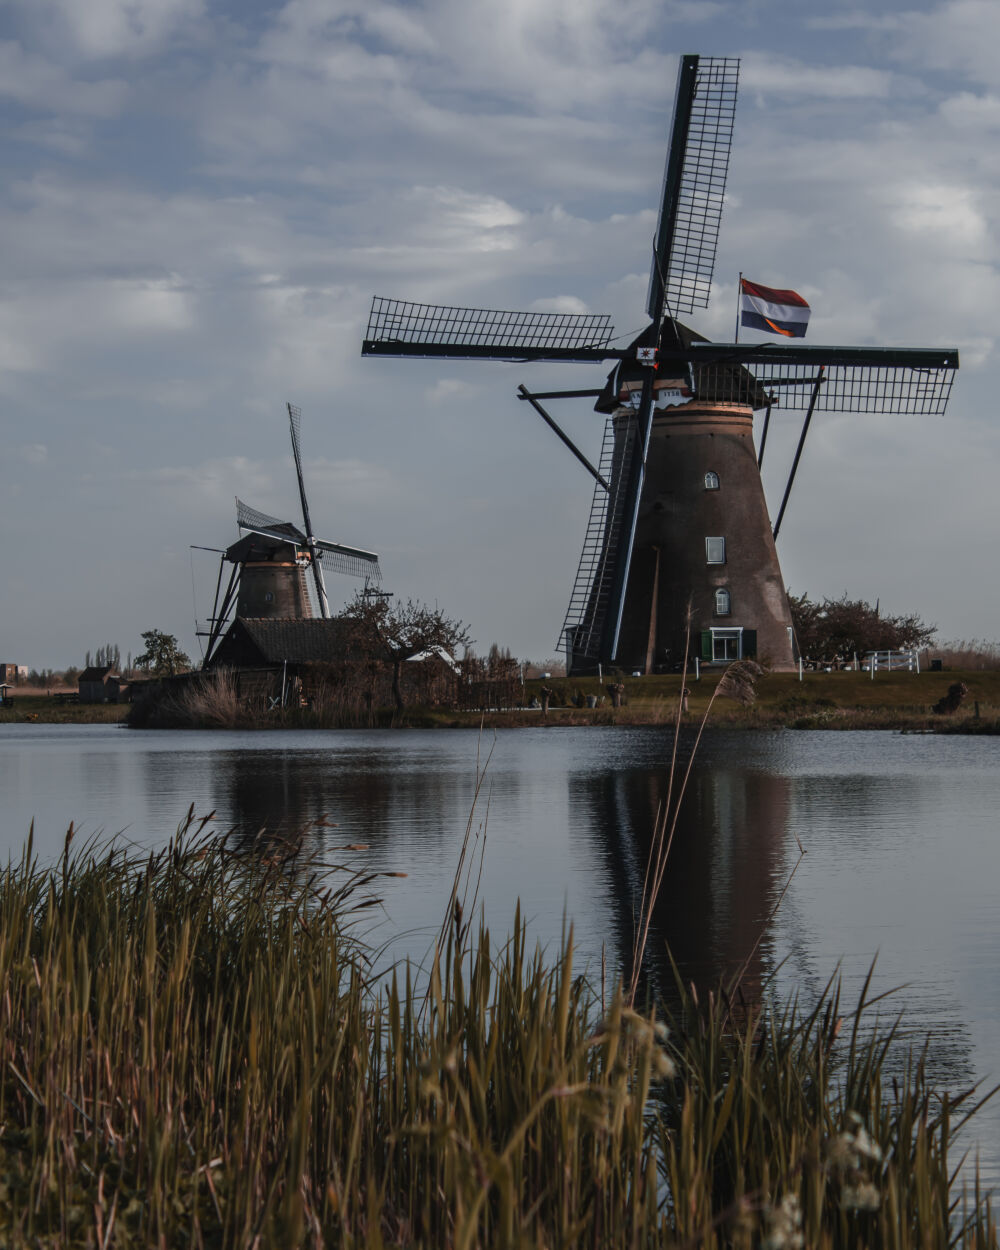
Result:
[930, 640, 1000, 671]
[0, 811, 994, 1247]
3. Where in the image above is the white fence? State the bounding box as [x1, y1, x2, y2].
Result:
[863, 649, 920, 674]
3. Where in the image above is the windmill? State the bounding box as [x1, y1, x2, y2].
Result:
[199, 403, 381, 665]
[361, 55, 958, 675]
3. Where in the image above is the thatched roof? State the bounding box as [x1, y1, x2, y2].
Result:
[211, 618, 355, 666]
[78, 666, 119, 684]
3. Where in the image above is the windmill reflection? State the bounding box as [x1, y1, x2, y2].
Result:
[203, 745, 475, 878]
[579, 748, 790, 1004]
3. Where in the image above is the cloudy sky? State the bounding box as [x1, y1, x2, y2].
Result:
[1, 0, 997, 668]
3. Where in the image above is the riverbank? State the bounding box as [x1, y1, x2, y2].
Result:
[4, 669, 999, 731]
[0, 693, 126, 725]
[0, 822, 994, 1248]
[505, 668, 1000, 732]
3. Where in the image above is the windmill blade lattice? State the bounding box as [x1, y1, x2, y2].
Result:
[363, 298, 615, 362]
[313, 537, 381, 582]
[687, 344, 958, 413]
[236, 498, 305, 543]
[285, 402, 332, 617]
[647, 55, 740, 321]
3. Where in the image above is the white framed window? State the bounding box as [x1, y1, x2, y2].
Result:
[704, 470, 720, 490]
[705, 536, 726, 564]
[712, 628, 741, 661]
[715, 588, 731, 616]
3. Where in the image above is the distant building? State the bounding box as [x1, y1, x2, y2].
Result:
[207, 618, 352, 670]
[206, 618, 459, 708]
[78, 666, 122, 703]
[0, 664, 21, 685]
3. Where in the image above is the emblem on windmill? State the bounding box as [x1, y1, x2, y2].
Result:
[200, 403, 381, 665]
[361, 55, 958, 675]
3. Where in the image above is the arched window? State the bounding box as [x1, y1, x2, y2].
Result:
[715, 588, 731, 616]
[704, 471, 720, 490]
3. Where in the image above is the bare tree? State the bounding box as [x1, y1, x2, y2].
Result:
[341, 594, 471, 712]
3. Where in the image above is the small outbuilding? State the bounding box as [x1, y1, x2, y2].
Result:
[78, 665, 121, 703]
[206, 617, 460, 710]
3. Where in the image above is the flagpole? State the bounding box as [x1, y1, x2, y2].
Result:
[734, 271, 742, 343]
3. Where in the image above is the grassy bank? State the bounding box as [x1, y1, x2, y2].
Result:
[510, 669, 1000, 732]
[0, 694, 126, 725]
[0, 817, 994, 1247]
[419, 668, 1000, 732]
[6, 669, 1000, 731]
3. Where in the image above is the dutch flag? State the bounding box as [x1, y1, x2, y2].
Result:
[740, 278, 810, 338]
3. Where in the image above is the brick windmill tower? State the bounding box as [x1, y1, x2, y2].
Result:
[362, 56, 958, 674]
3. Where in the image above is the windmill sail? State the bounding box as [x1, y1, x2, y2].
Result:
[362, 298, 615, 362]
[313, 537, 381, 582]
[602, 55, 739, 664]
[647, 55, 740, 322]
[285, 402, 331, 617]
[685, 343, 958, 414]
[236, 498, 305, 544]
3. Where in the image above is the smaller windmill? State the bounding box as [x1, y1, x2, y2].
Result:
[199, 403, 381, 665]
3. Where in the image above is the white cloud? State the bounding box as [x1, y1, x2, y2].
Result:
[0, 41, 126, 116]
[17, 0, 206, 60]
[426, 378, 479, 404]
[0, 276, 194, 381]
[939, 92, 1000, 130]
[19, 444, 48, 465]
[530, 296, 590, 314]
[742, 53, 892, 99]
[888, 183, 989, 248]
[893, 1, 1000, 86]
[122, 456, 273, 497]
[403, 186, 525, 246]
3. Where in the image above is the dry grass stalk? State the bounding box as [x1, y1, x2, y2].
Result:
[930, 639, 1000, 670]
[627, 637, 764, 1006]
[0, 812, 994, 1247]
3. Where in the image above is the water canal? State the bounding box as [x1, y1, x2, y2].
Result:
[2, 723, 998, 1182]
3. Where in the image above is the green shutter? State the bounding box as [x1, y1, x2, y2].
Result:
[742, 630, 757, 658]
[700, 630, 712, 661]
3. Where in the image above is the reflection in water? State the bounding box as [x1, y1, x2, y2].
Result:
[576, 748, 789, 1002]
[1, 724, 998, 1185]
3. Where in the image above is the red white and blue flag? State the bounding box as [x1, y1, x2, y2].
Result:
[740, 278, 810, 338]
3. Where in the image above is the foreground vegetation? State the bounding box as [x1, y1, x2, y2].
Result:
[0, 815, 994, 1248]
